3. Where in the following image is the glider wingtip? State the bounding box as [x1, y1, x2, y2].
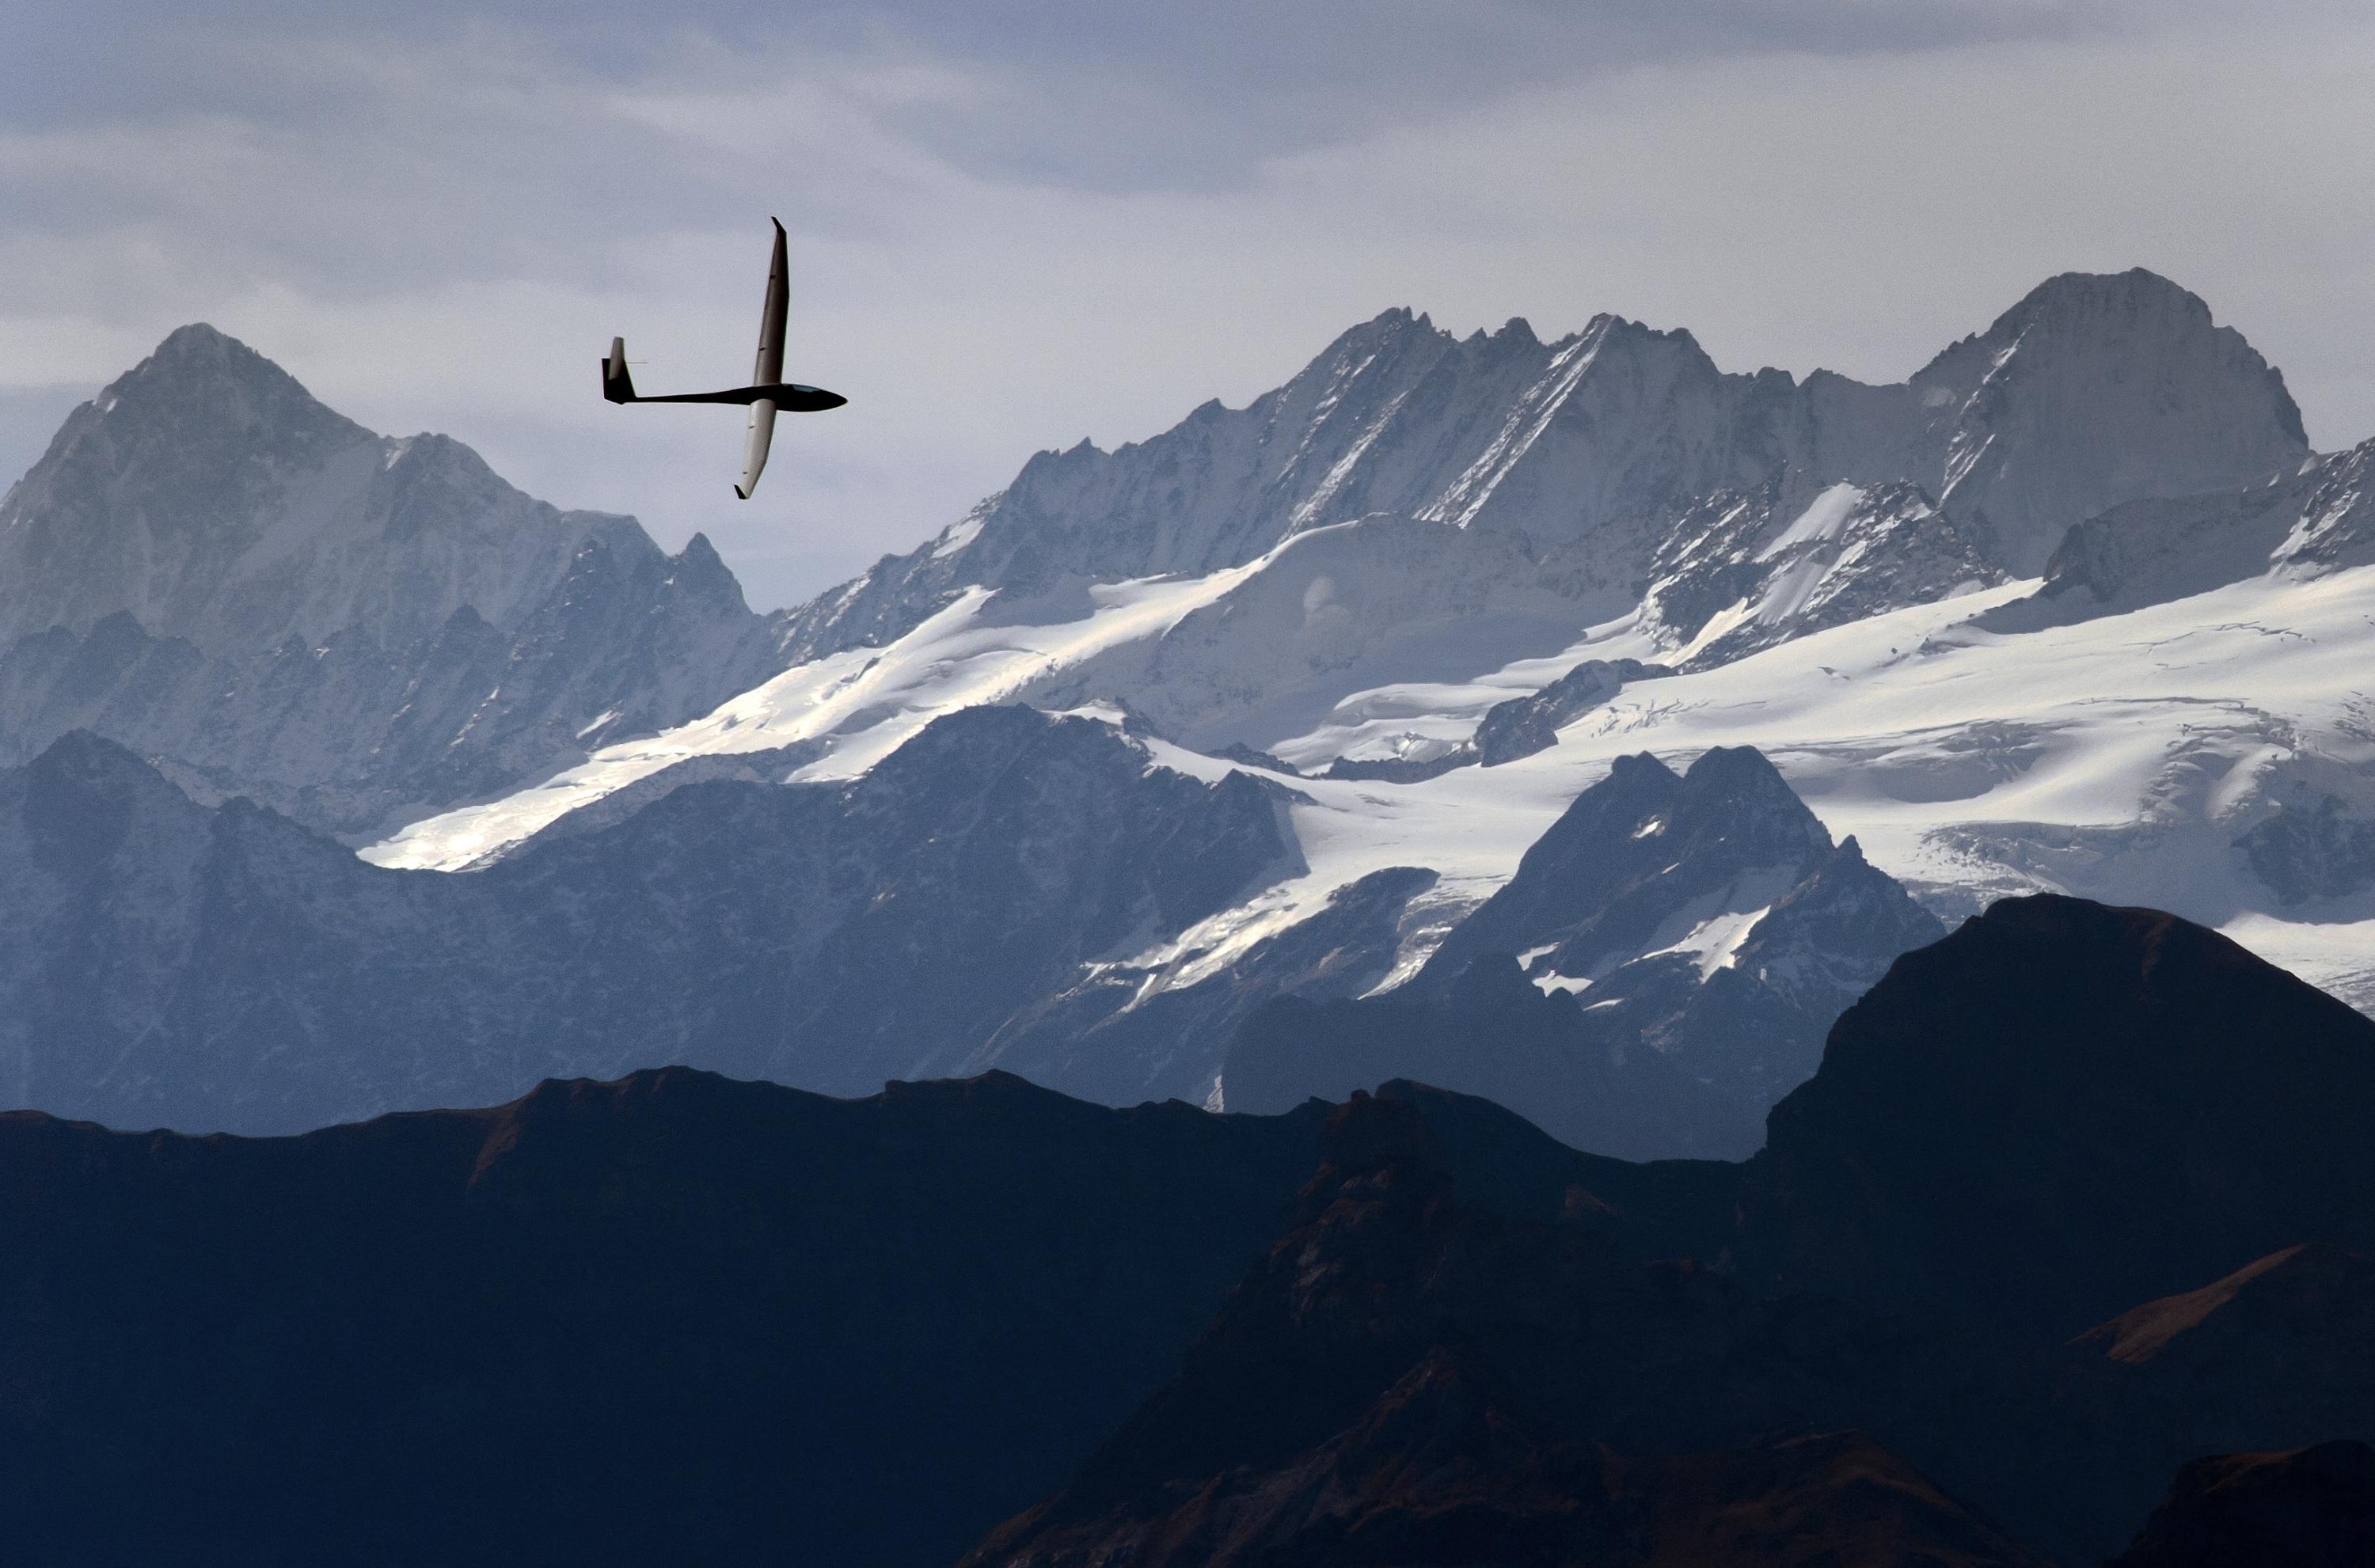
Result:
[771, 216, 785, 234]
[733, 484, 750, 500]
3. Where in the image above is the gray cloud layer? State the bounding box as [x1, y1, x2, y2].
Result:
[9, 2, 2373, 608]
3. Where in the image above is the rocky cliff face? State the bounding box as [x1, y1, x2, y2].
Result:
[1638, 474, 2004, 666]
[0, 326, 782, 835]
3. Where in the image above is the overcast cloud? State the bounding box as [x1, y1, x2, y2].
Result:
[6, 2, 2372, 608]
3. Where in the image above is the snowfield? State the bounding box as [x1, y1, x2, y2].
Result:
[367, 551, 2375, 1013]
[362, 543, 1289, 870]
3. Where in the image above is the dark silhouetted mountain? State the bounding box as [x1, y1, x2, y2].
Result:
[984, 896, 2375, 1565]
[2111, 1442, 2375, 1568]
[0, 326, 781, 834]
[1738, 894, 2375, 1337]
[961, 1091, 2039, 1568]
[2012, 1245, 2375, 1559]
[0, 1067, 1331, 1566]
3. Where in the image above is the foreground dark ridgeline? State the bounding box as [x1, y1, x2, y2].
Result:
[2109, 1442, 2375, 1567]
[1738, 894, 2375, 1334]
[2, 895, 2369, 1563]
[963, 1092, 2047, 1568]
[0, 1070, 1330, 1566]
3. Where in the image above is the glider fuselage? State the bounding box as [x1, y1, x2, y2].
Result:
[601, 218, 844, 499]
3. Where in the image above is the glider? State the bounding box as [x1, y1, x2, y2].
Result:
[602, 218, 846, 499]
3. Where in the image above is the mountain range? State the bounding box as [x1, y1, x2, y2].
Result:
[346, 267, 2373, 1022]
[5, 267, 2368, 1138]
[0, 711, 1929, 1148]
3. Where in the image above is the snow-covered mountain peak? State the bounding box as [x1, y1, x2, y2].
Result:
[1407, 742, 1837, 997]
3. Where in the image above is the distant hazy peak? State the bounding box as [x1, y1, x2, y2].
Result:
[102, 321, 372, 447]
[0, 325, 671, 655]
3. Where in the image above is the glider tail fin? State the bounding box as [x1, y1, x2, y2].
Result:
[602, 336, 637, 403]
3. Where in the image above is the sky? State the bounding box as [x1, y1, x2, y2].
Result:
[6, 2, 2373, 612]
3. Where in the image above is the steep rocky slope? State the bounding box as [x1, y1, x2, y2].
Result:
[2111, 1442, 2375, 1568]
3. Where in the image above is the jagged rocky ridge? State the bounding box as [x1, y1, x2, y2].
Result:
[3, 276, 2332, 877]
[0, 717, 1932, 1145]
[7, 895, 2369, 1565]
[793, 268, 2303, 655]
[0, 325, 782, 835]
[754, 269, 2301, 754]
[1639, 473, 2003, 666]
